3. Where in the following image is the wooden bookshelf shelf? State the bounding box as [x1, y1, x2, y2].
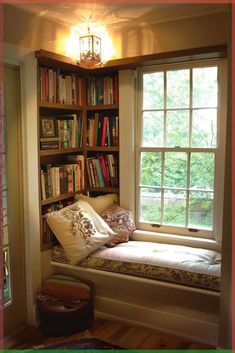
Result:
[86, 104, 119, 110]
[87, 187, 119, 193]
[39, 102, 84, 110]
[40, 147, 83, 156]
[41, 191, 78, 206]
[86, 146, 119, 152]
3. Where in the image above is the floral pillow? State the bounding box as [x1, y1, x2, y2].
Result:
[46, 200, 114, 264]
[102, 204, 136, 247]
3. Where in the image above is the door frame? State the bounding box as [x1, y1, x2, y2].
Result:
[3, 44, 42, 328]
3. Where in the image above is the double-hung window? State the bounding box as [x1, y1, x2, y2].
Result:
[137, 60, 227, 241]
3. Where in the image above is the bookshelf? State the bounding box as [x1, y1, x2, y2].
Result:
[35, 50, 120, 250]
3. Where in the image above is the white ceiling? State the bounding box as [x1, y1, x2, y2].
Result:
[12, 3, 229, 31]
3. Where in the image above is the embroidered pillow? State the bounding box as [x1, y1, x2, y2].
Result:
[102, 205, 136, 247]
[74, 193, 118, 215]
[46, 200, 114, 264]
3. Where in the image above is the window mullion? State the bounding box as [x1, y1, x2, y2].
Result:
[189, 68, 193, 148]
[161, 151, 165, 225]
[186, 68, 193, 228]
[186, 152, 191, 228]
[161, 71, 167, 225]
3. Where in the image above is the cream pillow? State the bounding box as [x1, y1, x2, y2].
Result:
[46, 200, 114, 264]
[75, 193, 118, 215]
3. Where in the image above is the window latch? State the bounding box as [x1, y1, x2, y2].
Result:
[151, 224, 161, 228]
[187, 228, 199, 232]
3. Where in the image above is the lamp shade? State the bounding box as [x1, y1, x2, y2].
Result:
[79, 29, 101, 65]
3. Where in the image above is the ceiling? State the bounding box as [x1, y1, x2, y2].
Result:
[12, 3, 229, 31]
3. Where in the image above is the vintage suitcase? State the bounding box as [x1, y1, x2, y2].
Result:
[37, 274, 94, 336]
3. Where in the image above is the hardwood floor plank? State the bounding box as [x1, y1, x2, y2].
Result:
[90, 319, 123, 341]
[114, 326, 151, 349]
[11, 316, 215, 350]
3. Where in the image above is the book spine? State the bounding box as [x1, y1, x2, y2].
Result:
[86, 157, 93, 187]
[41, 170, 46, 200]
[101, 117, 108, 146]
[95, 158, 105, 187]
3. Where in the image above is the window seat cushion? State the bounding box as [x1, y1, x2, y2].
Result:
[52, 241, 221, 292]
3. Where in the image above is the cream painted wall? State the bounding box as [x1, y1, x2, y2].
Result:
[4, 4, 229, 59]
[3, 4, 231, 346]
[3, 5, 70, 55]
[115, 12, 228, 57]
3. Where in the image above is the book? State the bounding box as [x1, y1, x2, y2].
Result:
[41, 170, 46, 200]
[95, 158, 105, 187]
[67, 155, 85, 190]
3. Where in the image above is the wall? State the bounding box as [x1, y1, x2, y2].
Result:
[3, 5, 70, 55]
[3, 3, 231, 346]
[3, 4, 229, 59]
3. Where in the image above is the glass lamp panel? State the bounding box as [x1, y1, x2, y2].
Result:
[93, 36, 101, 54]
[80, 36, 91, 60]
[142, 111, 164, 147]
[140, 187, 161, 223]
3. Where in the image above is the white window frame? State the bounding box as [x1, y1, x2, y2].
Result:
[135, 59, 227, 244]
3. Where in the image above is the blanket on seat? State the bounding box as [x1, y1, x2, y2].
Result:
[52, 240, 220, 292]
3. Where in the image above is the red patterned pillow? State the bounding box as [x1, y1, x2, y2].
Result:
[102, 204, 136, 247]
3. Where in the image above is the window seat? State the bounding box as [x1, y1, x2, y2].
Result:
[52, 240, 221, 292]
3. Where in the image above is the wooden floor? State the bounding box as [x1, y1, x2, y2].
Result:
[12, 316, 214, 350]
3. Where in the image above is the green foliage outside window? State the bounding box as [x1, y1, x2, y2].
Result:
[140, 66, 217, 230]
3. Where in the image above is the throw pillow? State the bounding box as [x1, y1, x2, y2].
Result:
[46, 200, 114, 264]
[102, 204, 136, 247]
[74, 193, 118, 215]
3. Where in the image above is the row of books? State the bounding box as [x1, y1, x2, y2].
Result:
[42, 202, 74, 246]
[40, 115, 83, 150]
[39, 66, 84, 105]
[86, 154, 118, 188]
[57, 115, 83, 149]
[40, 155, 84, 200]
[87, 114, 119, 147]
[86, 75, 118, 105]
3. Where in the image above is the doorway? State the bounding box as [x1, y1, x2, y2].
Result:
[3, 64, 27, 340]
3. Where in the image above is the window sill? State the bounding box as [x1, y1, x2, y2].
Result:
[131, 229, 221, 252]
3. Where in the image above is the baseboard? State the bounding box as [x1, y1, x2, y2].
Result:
[94, 296, 218, 347]
[52, 262, 219, 347]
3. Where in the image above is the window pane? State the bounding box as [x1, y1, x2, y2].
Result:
[142, 111, 164, 147]
[164, 152, 187, 188]
[192, 109, 217, 148]
[140, 187, 161, 223]
[3, 246, 12, 305]
[163, 189, 186, 226]
[189, 191, 213, 229]
[140, 152, 162, 187]
[192, 67, 218, 108]
[190, 153, 214, 190]
[3, 225, 9, 245]
[167, 69, 190, 108]
[143, 72, 164, 109]
[166, 110, 189, 147]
